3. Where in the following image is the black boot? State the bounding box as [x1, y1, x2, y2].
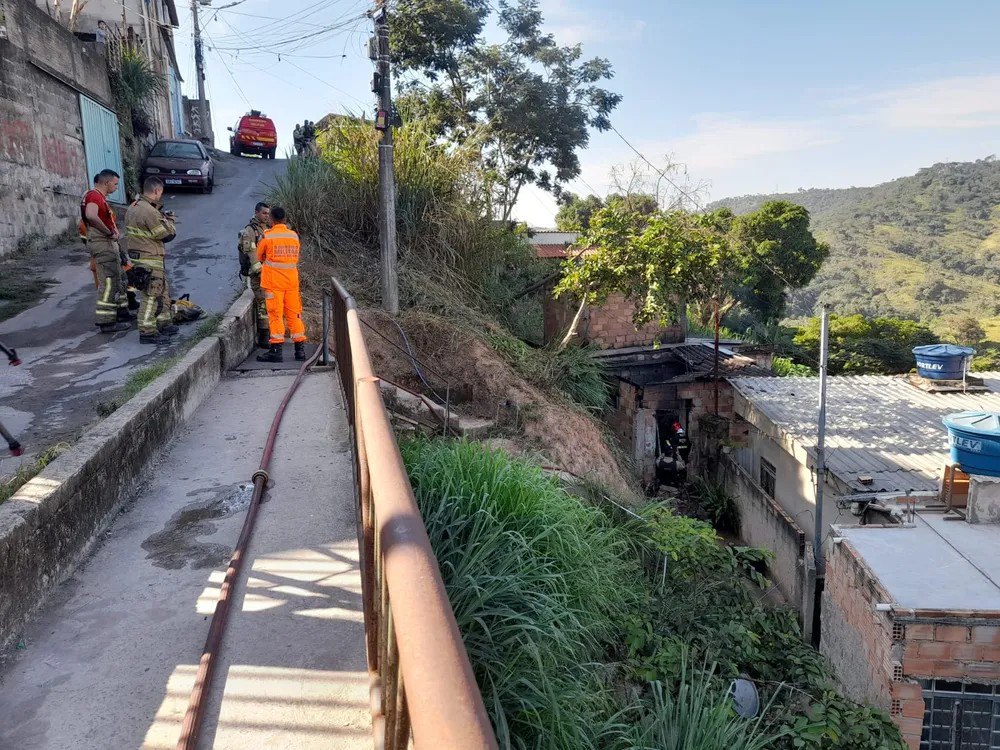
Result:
[294, 342, 306, 361]
[256, 343, 283, 363]
[117, 307, 137, 321]
[140, 331, 168, 345]
[256, 330, 271, 350]
[98, 321, 130, 333]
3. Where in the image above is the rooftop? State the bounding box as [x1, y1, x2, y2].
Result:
[730, 374, 1000, 493]
[838, 511, 1000, 611]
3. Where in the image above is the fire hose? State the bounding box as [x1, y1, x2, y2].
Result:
[176, 344, 323, 750]
[0, 341, 23, 457]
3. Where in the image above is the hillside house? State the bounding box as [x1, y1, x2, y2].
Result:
[527, 230, 771, 482]
[717, 373, 1000, 749]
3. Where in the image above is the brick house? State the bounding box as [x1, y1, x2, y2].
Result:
[529, 230, 686, 350]
[706, 372, 1000, 747]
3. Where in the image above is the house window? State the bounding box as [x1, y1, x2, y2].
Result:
[920, 679, 1000, 749]
[759, 459, 776, 499]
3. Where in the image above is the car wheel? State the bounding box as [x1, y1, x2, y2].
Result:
[205, 179, 214, 194]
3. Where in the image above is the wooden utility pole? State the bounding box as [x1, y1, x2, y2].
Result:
[373, 0, 399, 314]
[191, 0, 207, 140]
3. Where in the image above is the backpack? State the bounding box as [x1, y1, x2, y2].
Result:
[172, 293, 205, 324]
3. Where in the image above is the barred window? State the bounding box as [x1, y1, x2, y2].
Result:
[759, 458, 776, 499]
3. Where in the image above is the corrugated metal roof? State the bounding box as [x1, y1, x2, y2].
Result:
[730, 374, 1000, 493]
[673, 343, 773, 379]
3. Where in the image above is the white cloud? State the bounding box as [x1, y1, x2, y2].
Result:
[663, 115, 839, 171]
[860, 74, 1000, 129]
[539, 0, 645, 45]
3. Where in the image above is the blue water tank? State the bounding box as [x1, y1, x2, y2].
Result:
[943, 412, 1000, 477]
[913, 344, 976, 380]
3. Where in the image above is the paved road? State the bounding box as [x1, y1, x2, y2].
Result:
[0, 154, 286, 476]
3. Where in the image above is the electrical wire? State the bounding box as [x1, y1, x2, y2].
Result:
[203, 29, 252, 109]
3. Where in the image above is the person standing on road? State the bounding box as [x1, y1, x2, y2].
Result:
[125, 177, 179, 345]
[238, 202, 272, 349]
[256, 206, 306, 363]
[82, 169, 132, 333]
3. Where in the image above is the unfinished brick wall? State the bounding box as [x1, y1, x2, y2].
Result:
[543, 294, 684, 349]
[821, 540, 897, 712]
[678, 381, 735, 442]
[823, 538, 1000, 749]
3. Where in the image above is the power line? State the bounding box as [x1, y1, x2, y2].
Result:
[203, 28, 252, 109]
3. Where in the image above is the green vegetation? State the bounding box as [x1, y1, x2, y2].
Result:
[0, 444, 67, 505]
[403, 440, 905, 749]
[771, 356, 814, 377]
[487, 331, 610, 412]
[714, 158, 1000, 338]
[793, 314, 938, 375]
[403, 439, 642, 748]
[554, 200, 827, 343]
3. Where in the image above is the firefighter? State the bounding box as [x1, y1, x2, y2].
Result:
[256, 206, 306, 363]
[238, 202, 272, 349]
[125, 176, 179, 345]
[292, 123, 304, 156]
[82, 169, 132, 332]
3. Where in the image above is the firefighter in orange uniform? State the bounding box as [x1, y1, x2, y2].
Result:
[256, 206, 307, 363]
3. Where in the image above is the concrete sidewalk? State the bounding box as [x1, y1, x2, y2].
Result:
[0, 368, 370, 749]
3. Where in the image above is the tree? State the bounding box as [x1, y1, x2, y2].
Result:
[793, 314, 939, 375]
[556, 193, 604, 232]
[553, 200, 827, 363]
[552, 202, 733, 347]
[392, 0, 621, 220]
[952, 316, 986, 347]
[729, 201, 829, 325]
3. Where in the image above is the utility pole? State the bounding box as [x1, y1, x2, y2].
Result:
[814, 304, 831, 574]
[191, 0, 207, 140]
[372, 0, 399, 314]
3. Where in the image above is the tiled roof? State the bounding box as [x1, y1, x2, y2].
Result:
[534, 243, 572, 259]
[730, 374, 1000, 493]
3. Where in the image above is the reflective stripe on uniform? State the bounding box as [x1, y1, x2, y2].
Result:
[127, 226, 156, 239]
[135, 256, 165, 269]
[264, 231, 298, 239]
[263, 260, 298, 269]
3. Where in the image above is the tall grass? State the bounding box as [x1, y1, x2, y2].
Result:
[401, 439, 643, 749]
[627, 657, 783, 750]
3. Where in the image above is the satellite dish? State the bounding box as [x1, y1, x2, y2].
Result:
[729, 678, 760, 718]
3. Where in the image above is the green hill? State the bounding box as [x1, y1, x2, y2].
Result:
[712, 158, 1000, 339]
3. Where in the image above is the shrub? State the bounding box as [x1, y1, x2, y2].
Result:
[772, 356, 814, 377]
[690, 477, 741, 533]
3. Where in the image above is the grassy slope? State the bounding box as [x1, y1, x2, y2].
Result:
[712, 159, 1000, 337]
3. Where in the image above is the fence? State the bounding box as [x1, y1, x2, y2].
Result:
[329, 279, 497, 750]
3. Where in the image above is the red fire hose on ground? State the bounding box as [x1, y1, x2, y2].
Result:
[176, 345, 323, 750]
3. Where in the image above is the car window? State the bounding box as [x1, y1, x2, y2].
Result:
[149, 142, 205, 159]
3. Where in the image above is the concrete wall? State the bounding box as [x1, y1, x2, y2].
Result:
[0, 291, 253, 648]
[544, 293, 685, 349]
[0, 0, 113, 257]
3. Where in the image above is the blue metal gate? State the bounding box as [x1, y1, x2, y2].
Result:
[79, 95, 125, 204]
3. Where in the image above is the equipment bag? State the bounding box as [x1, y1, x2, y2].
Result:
[172, 293, 205, 324]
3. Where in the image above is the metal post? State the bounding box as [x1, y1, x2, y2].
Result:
[191, 0, 207, 140]
[322, 289, 330, 367]
[374, 1, 399, 315]
[814, 304, 831, 573]
[713, 302, 720, 415]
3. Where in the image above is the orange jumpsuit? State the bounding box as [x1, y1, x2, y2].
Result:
[257, 223, 306, 345]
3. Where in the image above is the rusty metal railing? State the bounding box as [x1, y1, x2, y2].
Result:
[329, 278, 497, 750]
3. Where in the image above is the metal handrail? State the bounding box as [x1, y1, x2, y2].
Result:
[329, 278, 497, 750]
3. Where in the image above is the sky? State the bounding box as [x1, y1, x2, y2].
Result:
[176, 0, 1000, 227]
